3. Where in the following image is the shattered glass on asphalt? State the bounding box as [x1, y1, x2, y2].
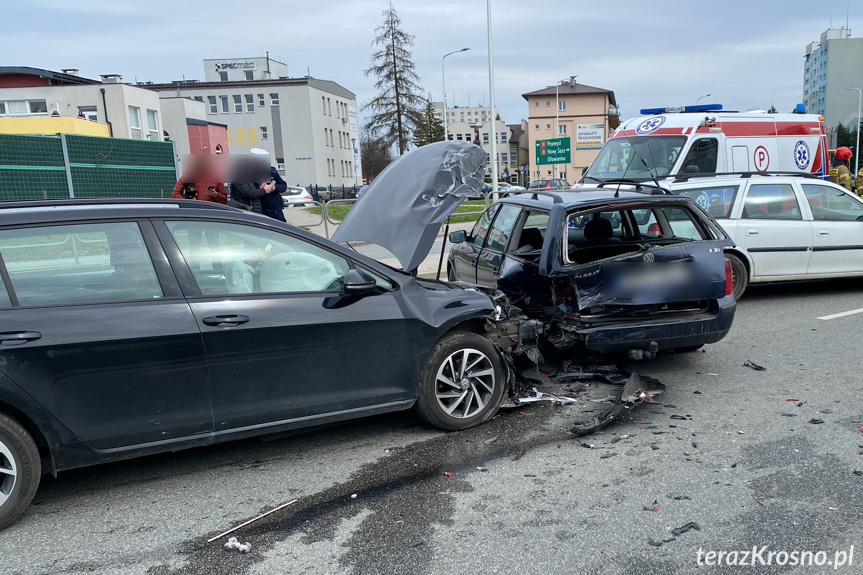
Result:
[332, 141, 486, 272]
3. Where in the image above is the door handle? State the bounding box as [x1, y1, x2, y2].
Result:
[202, 315, 250, 327]
[745, 230, 759, 237]
[817, 230, 829, 237]
[0, 331, 42, 346]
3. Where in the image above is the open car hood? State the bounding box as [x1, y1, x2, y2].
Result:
[332, 141, 485, 272]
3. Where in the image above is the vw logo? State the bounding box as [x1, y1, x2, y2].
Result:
[636, 117, 666, 135]
[643, 253, 655, 263]
[794, 140, 810, 170]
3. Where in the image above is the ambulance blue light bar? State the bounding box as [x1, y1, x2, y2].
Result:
[640, 104, 724, 114]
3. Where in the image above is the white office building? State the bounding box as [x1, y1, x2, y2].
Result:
[146, 57, 362, 187]
[433, 101, 499, 128]
[803, 28, 863, 131]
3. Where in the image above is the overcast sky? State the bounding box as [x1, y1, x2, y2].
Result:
[3, 0, 861, 126]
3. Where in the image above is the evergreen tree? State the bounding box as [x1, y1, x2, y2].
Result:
[835, 122, 853, 148]
[413, 97, 445, 147]
[363, 2, 425, 156]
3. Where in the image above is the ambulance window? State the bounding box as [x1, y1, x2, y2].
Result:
[681, 138, 718, 174]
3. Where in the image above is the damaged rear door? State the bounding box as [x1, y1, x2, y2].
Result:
[549, 199, 733, 331]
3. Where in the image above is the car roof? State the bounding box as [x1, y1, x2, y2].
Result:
[495, 188, 696, 210]
[0, 198, 253, 225]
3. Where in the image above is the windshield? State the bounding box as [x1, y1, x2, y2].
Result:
[583, 136, 687, 182]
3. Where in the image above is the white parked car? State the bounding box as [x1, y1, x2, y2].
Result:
[281, 186, 315, 207]
[668, 173, 863, 299]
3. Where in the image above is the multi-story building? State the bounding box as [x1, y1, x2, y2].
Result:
[803, 28, 863, 133]
[433, 102, 499, 128]
[0, 66, 226, 160]
[146, 57, 361, 187]
[522, 81, 618, 183]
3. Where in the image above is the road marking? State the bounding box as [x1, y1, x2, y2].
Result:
[817, 308, 863, 320]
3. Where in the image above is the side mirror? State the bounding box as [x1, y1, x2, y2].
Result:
[343, 268, 377, 296]
[581, 166, 588, 175]
[449, 230, 467, 243]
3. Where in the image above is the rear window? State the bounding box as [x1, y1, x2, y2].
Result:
[677, 185, 738, 218]
[563, 203, 712, 265]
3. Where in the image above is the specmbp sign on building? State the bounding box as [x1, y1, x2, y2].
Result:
[576, 123, 604, 150]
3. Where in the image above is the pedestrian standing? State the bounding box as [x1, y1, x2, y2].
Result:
[830, 147, 853, 191]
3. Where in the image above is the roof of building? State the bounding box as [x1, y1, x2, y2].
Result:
[521, 82, 617, 107]
[144, 77, 356, 99]
[0, 66, 101, 86]
[508, 123, 524, 143]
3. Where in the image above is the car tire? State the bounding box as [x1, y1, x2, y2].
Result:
[415, 331, 506, 431]
[727, 253, 748, 301]
[0, 413, 41, 530]
[447, 265, 456, 282]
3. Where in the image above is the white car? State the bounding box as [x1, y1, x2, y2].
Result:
[669, 174, 863, 299]
[281, 186, 315, 207]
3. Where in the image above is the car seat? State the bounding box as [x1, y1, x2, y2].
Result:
[580, 218, 621, 246]
[513, 227, 543, 254]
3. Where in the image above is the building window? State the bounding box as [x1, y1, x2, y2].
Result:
[546, 124, 551, 130]
[261, 127, 268, 140]
[270, 93, 279, 106]
[558, 100, 566, 111]
[324, 128, 329, 146]
[219, 71, 228, 82]
[546, 100, 551, 107]
[146, 109, 158, 140]
[258, 94, 265, 107]
[0, 102, 5, 115]
[208, 96, 218, 114]
[244, 70, 254, 81]
[233, 95, 243, 113]
[327, 98, 332, 116]
[558, 124, 567, 136]
[535, 124, 539, 129]
[483, 133, 489, 143]
[534, 102, 539, 107]
[457, 134, 463, 141]
[193, 96, 203, 102]
[220, 96, 229, 113]
[500, 132, 507, 143]
[510, 152, 516, 164]
[245, 94, 254, 112]
[128, 106, 142, 139]
[77, 106, 97, 121]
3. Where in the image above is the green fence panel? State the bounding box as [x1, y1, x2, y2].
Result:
[0, 133, 177, 201]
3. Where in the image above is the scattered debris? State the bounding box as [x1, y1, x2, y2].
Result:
[443, 472, 453, 477]
[671, 522, 701, 536]
[476, 466, 488, 472]
[828, 507, 839, 511]
[662, 538, 677, 543]
[651, 444, 660, 451]
[672, 495, 691, 501]
[207, 499, 298, 543]
[743, 360, 766, 371]
[224, 537, 252, 553]
[351, 494, 358, 499]
[809, 419, 825, 425]
[648, 538, 663, 547]
[643, 501, 659, 512]
[670, 415, 688, 420]
[786, 398, 800, 402]
[693, 391, 702, 395]
[600, 453, 618, 459]
[780, 413, 798, 417]
[818, 409, 834, 414]
[483, 436, 499, 445]
[515, 387, 580, 405]
[853, 470, 862, 477]
[571, 372, 666, 436]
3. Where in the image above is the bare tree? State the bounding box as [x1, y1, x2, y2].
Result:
[361, 130, 394, 181]
[363, 2, 424, 156]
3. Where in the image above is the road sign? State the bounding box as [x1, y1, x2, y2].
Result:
[535, 137, 571, 165]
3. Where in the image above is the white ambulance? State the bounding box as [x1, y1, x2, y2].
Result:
[580, 104, 829, 184]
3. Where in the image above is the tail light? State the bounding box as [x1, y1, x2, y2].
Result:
[724, 258, 733, 296]
[648, 223, 660, 234]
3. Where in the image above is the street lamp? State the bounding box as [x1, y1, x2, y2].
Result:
[486, 0, 498, 196]
[847, 87, 861, 179]
[555, 76, 576, 179]
[442, 48, 470, 142]
[696, 93, 711, 105]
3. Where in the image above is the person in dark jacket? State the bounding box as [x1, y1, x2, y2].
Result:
[261, 167, 287, 221]
[230, 181, 270, 214]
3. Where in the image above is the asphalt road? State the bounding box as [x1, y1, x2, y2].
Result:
[1, 278, 862, 575]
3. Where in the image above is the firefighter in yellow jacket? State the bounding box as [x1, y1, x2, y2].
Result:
[829, 146, 853, 191]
